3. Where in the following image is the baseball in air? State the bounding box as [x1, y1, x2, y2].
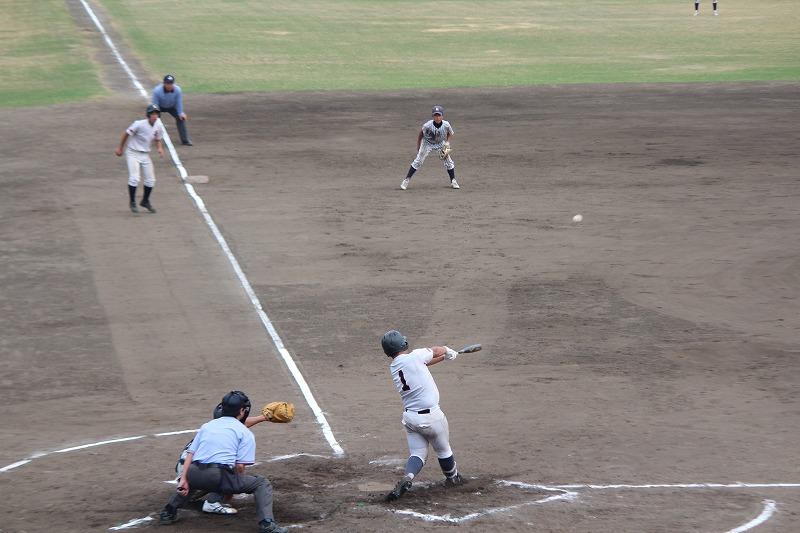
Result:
[572, 214, 583, 222]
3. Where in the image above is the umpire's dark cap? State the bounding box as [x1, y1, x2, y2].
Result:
[163, 74, 175, 83]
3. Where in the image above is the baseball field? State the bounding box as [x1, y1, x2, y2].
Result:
[1, 1, 799, 532]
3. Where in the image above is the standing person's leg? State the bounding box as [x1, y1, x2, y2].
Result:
[427, 410, 462, 485]
[443, 154, 458, 188]
[140, 156, 157, 213]
[162, 106, 191, 145]
[401, 143, 434, 189]
[126, 150, 142, 212]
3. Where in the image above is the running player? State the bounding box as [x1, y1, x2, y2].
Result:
[381, 330, 464, 502]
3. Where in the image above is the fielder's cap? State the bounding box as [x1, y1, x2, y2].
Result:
[163, 74, 175, 83]
[432, 105, 444, 115]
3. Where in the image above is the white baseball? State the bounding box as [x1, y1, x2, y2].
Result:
[572, 214, 583, 222]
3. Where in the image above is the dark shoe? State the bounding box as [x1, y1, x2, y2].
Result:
[444, 473, 463, 487]
[130, 202, 139, 213]
[387, 478, 412, 502]
[181, 140, 193, 146]
[140, 201, 156, 213]
[258, 520, 288, 533]
[159, 509, 178, 525]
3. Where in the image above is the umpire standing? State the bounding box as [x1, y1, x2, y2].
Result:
[151, 74, 192, 146]
[159, 391, 288, 533]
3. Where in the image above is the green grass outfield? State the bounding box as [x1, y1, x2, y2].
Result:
[2, 0, 799, 108]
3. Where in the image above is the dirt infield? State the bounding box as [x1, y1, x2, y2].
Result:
[1, 81, 799, 532]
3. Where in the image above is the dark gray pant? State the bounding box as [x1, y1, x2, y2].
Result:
[159, 106, 190, 144]
[166, 464, 275, 522]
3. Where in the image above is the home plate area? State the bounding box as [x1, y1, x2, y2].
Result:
[256, 455, 565, 526]
[384, 478, 569, 523]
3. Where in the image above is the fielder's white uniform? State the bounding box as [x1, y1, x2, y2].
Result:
[390, 348, 454, 462]
[413, 120, 455, 171]
[124, 118, 163, 187]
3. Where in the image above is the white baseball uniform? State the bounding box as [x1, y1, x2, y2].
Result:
[124, 118, 163, 187]
[412, 119, 455, 171]
[390, 348, 454, 461]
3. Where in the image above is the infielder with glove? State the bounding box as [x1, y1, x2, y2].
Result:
[174, 400, 295, 515]
[116, 104, 163, 213]
[381, 330, 464, 502]
[160, 391, 291, 533]
[400, 105, 459, 190]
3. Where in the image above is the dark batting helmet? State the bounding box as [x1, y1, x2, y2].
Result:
[146, 103, 161, 116]
[220, 390, 251, 423]
[381, 330, 408, 356]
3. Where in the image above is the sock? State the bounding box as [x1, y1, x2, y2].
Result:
[128, 185, 137, 203]
[447, 168, 456, 181]
[405, 456, 424, 478]
[143, 185, 153, 203]
[438, 455, 458, 478]
[713, 2, 716, 9]
[406, 166, 417, 179]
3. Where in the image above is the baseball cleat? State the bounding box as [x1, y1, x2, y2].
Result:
[182, 140, 193, 146]
[140, 201, 157, 213]
[202, 501, 238, 514]
[258, 520, 289, 533]
[694, 10, 699, 15]
[444, 473, 463, 487]
[713, 10, 717, 15]
[159, 509, 178, 524]
[130, 202, 139, 213]
[400, 178, 410, 190]
[451, 179, 460, 189]
[387, 479, 412, 502]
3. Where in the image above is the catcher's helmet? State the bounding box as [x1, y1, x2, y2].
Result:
[220, 390, 251, 423]
[146, 103, 161, 116]
[381, 330, 408, 356]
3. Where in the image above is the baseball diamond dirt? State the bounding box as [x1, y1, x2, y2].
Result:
[1, 81, 799, 532]
[2, 7, 800, 529]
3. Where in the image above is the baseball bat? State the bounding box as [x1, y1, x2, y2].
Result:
[458, 344, 483, 354]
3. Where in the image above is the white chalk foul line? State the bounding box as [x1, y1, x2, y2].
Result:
[76, 0, 343, 458]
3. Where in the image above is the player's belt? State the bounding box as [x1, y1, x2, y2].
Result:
[406, 408, 430, 414]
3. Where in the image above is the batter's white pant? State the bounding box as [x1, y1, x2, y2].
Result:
[412, 142, 455, 171]
[125, 148, 156, 187]
[402, 406, 453, 462]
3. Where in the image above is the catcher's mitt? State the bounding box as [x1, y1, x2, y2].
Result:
[439, 141, 451, 159]
[262, 401, 295, 423]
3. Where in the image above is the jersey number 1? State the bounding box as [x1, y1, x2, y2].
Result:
[398, 370, 411, 391]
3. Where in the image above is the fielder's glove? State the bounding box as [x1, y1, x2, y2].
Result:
[262, 401, 295, 423]
[443, 347, 459, 361]
[439, 142, 451, 159]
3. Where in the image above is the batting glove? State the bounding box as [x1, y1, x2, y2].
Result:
[444, 347, 459, 361]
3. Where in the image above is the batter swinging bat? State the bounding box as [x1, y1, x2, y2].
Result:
[458, 344, 483, 354]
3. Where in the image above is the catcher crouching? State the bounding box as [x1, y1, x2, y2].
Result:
[162, 392, 294, 533]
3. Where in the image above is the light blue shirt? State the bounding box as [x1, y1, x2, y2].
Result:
[151, 83, 184, 115]
[188, 416, 256, 466]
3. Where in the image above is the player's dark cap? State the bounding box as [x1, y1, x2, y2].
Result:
[163, 74, 175, 83]
[432, 105, 444, 115]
